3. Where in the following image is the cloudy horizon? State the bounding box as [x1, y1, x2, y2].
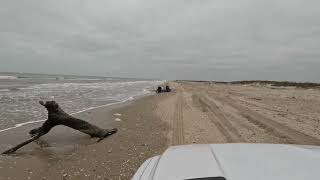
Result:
[1, 0, 320, 82]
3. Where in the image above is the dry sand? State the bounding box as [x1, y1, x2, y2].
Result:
[1, 81, 320, 179]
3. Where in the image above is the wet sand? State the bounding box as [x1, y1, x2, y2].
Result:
[1, 81, 320, 179]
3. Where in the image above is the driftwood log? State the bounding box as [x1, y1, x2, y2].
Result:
[2, 101, 117, 155]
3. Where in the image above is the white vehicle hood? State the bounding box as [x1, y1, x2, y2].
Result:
[132, 144, 320, 180]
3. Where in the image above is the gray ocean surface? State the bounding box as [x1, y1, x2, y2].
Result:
[0, 73, 163, 132]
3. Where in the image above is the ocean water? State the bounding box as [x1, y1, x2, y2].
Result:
[0, 73, 163, 132]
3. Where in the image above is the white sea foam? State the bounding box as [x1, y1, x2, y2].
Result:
[17, 87, 35, 90]
[68, 78, 102, 81]
[0, 119, 46, 133]
[0, 76, 17, 79]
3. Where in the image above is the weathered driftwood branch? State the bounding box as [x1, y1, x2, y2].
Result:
[2, 101, 117, 155]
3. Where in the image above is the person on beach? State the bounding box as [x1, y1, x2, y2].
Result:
[156, 86, 162, 93]
[165, 85, 171, 92]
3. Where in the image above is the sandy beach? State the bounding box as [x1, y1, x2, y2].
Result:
[1, 81, 320, 179]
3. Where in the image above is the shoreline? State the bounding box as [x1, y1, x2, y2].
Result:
[0, 91, 170, 179]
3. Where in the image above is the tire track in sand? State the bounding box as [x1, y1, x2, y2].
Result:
[172, 93, 184, 145]
[194, 94, 244, 142]
[214, 95, 320, 145]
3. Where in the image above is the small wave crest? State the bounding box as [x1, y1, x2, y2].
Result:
[0, 76, 17, 80]
[0, 89, 10, 92]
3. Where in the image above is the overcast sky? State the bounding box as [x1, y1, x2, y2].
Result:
[1, 0, 319, 81]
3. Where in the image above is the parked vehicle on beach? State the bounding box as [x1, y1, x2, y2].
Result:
[156, 85, 171, 93]
[132, 143, 320, 180]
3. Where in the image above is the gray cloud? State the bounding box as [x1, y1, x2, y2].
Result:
[1, 0, 320, 81]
